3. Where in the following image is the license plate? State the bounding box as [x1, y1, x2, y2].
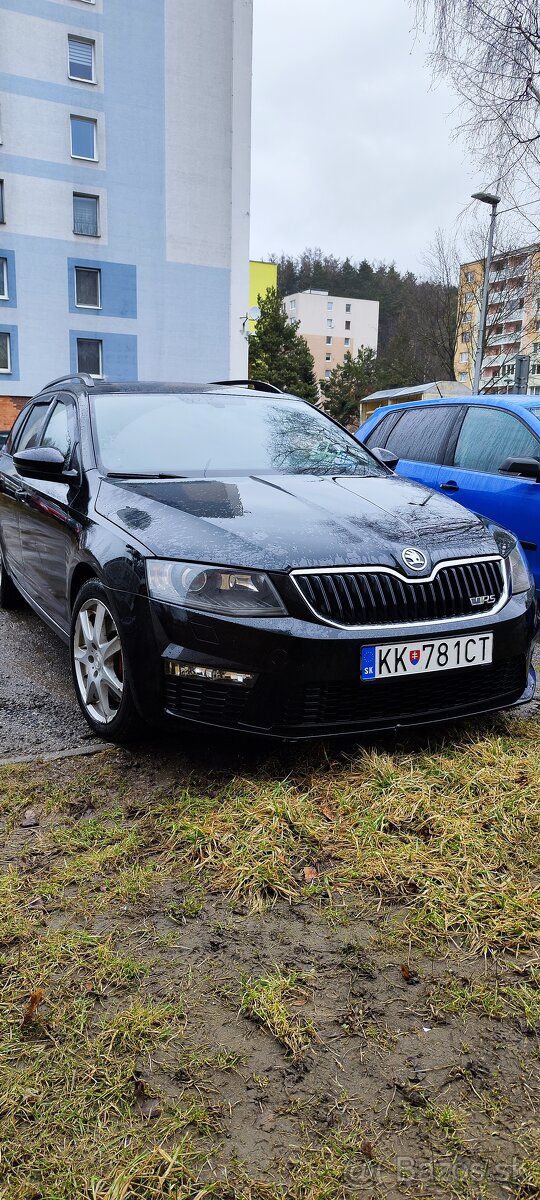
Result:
[361, 633, 493, 681]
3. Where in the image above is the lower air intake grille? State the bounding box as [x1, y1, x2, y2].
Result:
[282, 658, 525, 728]
[164, 677, 249, 725]
[292, 558, 505, 627]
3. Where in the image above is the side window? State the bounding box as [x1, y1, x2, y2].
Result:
[14, 402, 51, 453]
[5, 406, 31, 454]
[384, 405, 459, 464]
[39, 399, 72, 465]
[363, 410, 402, 448]
[453, 407, 540, 474]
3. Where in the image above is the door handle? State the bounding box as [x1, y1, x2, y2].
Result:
[440, 480, 459, 492]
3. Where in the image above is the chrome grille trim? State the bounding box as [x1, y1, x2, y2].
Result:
[290, 555, 508, 630]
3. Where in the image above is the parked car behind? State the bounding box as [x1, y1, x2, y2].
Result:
[0, 375, 536, 743]
[357, 394, 540, 593]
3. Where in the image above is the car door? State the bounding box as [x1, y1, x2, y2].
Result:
[0, 399, 52, 586]
[364, 404, 464, 491]
[438, 404, 540, 589]
[18, 394, 82, 632]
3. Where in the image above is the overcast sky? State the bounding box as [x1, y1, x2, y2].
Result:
[250, 0, 486, 276]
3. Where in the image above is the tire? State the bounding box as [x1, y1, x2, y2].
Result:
[0, 547, 21, 609]
[70, 578, 142, 742]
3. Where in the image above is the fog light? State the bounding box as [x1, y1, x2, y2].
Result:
[165, 661, 256, 687]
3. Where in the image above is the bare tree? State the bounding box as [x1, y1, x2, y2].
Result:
[414, 2, 540, 202]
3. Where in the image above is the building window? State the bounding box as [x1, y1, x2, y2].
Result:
[459, 371, 468, 382]
[73, 193, 99, 236]
[459, 351, 468, 363]
[290, 299, 296, 309]
[466, 271, 475, 283]
[0, 331, 11, 372]
[68, 36, 95, 82]
[0, 258, 7, 300]
[70, 115, 97, 160]
[325, 353, 331, 362]
[326, 336, 332, 346]
[462, 331, 471, 343]
[463, 312, 472, 324]
[325, 369, 331, 379]
[345, 320, 351, 330]
[77, 337, 102, 376]
[327, 301, 333, 310]
[0, 180, 4, 224]
[464, 291, 474, 303]
[344, 337, 350, 347]
[326, 319, 333, 328]
[345, 303, 351, 313]
[75, 266, 100, 308]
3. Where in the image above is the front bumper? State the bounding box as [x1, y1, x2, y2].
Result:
[120, 586, 538, 740]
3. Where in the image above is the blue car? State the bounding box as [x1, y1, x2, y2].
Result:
[357, 393, 540, 594]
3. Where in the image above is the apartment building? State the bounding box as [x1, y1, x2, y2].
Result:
[283, 290, 379, 386]
[0, 0, 253, 422]
[455, 243, 540, 394]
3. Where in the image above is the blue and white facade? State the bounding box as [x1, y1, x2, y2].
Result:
[0, 0, 253, 397]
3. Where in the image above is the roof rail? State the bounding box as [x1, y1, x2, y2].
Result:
[42, 373, 96, 390]
[211, 378, 283, 395]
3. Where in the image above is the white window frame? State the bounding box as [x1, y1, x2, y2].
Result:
[0, 257, 7, 300]
[68, 36, 95, 83]
[460, 351, 468, 363]
[75, 265, 101, 309]
[0, 180, 4, 224]
[344, 337, 350, 347]
[327, 301, 333, 311]
[0, 331, 11, 373]
[73, 192, 100, 237]
[325, 353, 331, 362]
[325, 369, 331, 379]
[466, 271, 475, 283]
[326, 336, 332, 346]
[345, 303, 351, 313]
[70, 115, 97, 161]
[77, 337, 102, 378]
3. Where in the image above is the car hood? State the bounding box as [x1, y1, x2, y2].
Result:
[95, 473, 506, 573]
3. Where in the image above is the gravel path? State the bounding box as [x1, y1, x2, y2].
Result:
[0, 602, 538, 761]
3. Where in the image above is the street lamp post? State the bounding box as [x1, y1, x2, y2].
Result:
[471, 191, 500, 394]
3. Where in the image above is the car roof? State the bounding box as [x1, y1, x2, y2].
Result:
[34, 379, 299, 402]
[368, 393, 540, 417]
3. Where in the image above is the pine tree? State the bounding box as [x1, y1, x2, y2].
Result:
[248, 288, 318, 404]
[320, 348, 379, 425]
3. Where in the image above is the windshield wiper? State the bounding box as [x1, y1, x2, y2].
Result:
[107, 472, 186, 480]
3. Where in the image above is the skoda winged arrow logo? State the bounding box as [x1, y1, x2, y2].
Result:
[402, 547, 428, 572]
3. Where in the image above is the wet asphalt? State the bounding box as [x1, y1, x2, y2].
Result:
[0, 601, 538, 761]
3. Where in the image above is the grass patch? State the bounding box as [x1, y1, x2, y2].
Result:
[239, 967, 317, 1060]
[429, 971, 540, 1025]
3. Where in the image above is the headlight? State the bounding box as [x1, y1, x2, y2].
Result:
[146, 560, 286, 616]
[507, 544, 533, 595]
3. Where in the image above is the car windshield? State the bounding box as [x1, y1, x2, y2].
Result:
[527, 406, 540, 422]
[91, 391, 385, 478]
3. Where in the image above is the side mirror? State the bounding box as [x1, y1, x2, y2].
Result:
[499, 456, 540, 481]
[13, 446, 76, 482]
[370, 445, 399, 471]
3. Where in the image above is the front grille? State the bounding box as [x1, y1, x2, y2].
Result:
[292, 558, 505, 627]
[282, 657, 525, 729]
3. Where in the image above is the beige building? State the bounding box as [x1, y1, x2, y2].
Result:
[455, 244, 540, 394]
[283, 289, 379, 388]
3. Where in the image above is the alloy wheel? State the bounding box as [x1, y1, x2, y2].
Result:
[73, 598, 124, 725]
